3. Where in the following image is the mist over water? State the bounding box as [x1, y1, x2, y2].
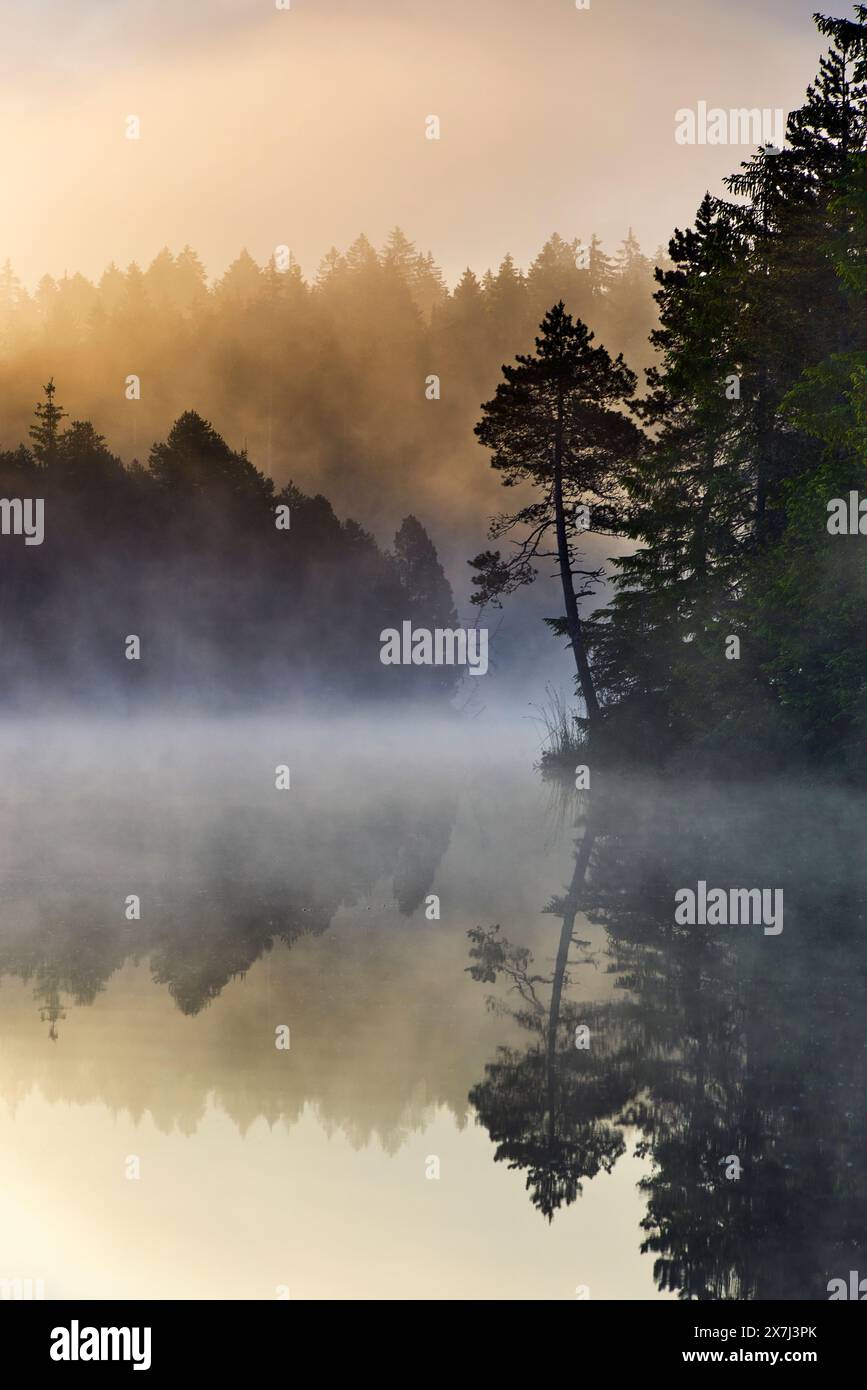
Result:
[1, 714, 864, 1298]
[1, 0, 865, 1332]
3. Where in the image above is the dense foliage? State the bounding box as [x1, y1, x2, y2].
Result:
[591, 8, 867, 775]
[0, 392, 458, 707]
[474, 8, 867, 777]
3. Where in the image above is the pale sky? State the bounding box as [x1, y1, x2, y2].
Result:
[0, 0, 835, 288]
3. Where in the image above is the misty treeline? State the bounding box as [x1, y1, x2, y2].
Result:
[0, 387, 459, 706]
[0, 228, 659, 542]
[472, 8, 867, 778]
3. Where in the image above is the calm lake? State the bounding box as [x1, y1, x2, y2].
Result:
[1, 716, 864, 1300]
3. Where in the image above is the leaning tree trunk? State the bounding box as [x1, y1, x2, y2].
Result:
[553, 386, 601, 725]
[545, 820, 597, 1155]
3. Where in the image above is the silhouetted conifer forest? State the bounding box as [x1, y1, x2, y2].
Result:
[1, 8, 866, 774]
[0, 228, 658, 549]
[0, 229, 657, 708]
[1, 389, 466, 706]
[470, 9, 867, 781]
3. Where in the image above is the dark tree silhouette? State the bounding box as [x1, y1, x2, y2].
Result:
[28, 378, 66, 464]
[467, 768, 867, 1295]
[391, 515, 456, 622]
[0, 390, 460, 707]
[585, 8, 867, 774]
[470, 302, 640, 724]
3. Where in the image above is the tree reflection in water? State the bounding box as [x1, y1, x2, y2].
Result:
[468, 774, 867, 1300]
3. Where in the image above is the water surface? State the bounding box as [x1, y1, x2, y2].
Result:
[1, 718, 864, 1299]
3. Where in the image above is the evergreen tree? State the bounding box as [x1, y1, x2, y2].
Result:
[485, 253, 530, 354]
[587, 233, 616, 304]
[392, 515, 457, 627]
[315, 246, 347, 291]
[381, 227, 417, 279]
[215, 249, 263, 309]
[470, 303, 640, 723]
[97, 262, 127, 315]
[123, 262, 150, 319]
[29, 378, 66, 466]
[144, 247, 178, 310]
[174, 245, 209, 314]
[344, 233, 380, 278]
[588, 195, 750, 745]
[411, 250, 448, 320]
[526, 234, 591, 325]
[148, 409, 272, 505]
[590, 8, 867, 768]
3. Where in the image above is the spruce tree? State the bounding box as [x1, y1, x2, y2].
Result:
[392, 515, 458, 629]
[29, 378, 66, 466]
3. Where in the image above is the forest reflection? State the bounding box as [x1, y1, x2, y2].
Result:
[2, 723, 865, 1300]
[0, 729, 458, 1034]
[468, 772, 867, 1299]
